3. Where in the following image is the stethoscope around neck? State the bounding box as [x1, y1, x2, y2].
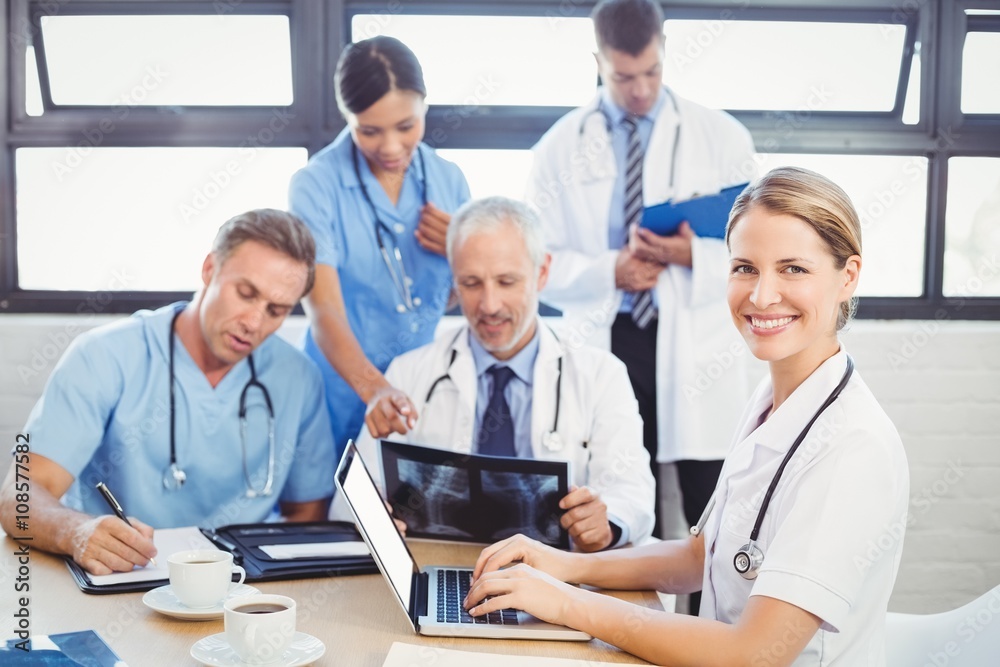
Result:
[691, 356, 855, 580]
[423, 329, 565, 453]
[578, 86, 681, 193]
[351, 141, 428, 314]
[164, 307, 276, 497]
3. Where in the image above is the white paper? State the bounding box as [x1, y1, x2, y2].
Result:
[381, 642, 624, 667]
[86, 526, 219, 586]
[258, 541, 370, 559]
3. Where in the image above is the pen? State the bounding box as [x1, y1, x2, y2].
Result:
[95, 482, 157, 566]
[204, 528, 241, 563]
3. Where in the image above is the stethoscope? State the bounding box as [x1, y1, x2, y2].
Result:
[691, 356, 855, 580]
[351, 141, 428, 314]
[164, 308, 276, 497]
[423, 329, 565, 452]
[577, 87, 682, 193]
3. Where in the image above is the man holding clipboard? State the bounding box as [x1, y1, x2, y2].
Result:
[525, 0, 757, 602]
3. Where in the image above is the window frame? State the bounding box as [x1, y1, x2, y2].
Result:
[2, 0, 998, 318]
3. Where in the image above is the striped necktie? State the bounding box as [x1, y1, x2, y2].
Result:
[623, 116, 656, 329]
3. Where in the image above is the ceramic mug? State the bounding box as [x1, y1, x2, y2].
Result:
[167, 549, 246, 609]
[224, 594, 297, 664]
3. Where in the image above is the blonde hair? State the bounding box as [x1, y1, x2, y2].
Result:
[726, 167, 862, 330]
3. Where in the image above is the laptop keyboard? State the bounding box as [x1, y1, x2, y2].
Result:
[436, 569, 519, 625]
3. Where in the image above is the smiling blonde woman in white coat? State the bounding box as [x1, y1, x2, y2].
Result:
[464, 167, 910, 666]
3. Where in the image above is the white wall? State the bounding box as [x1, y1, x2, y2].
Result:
[1, 314, 998, 614]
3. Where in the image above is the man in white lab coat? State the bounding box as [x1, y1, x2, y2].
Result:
[356, 196, 655, 552]
[526, 0, 757, 554]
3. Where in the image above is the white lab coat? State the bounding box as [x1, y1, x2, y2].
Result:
[352, 321, 656, 544]
[701, 350, 910, 665]
[526, 88, 760, 463]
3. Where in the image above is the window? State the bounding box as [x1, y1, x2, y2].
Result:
[2, 0, 998, 320]
[16, 147, 306, 291]
[350, 15, 597, 107]
[37, 15, 293, 107]
[944, 157, 1000, 297]
[663, 20, 908, 112]
[961, 30, 1000, 114]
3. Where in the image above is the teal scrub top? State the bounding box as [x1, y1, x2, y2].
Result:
[24, 303, 336, 529]
[289, 128, 470, 461]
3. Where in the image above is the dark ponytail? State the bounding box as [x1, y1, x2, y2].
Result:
[335, 36, 426, 115]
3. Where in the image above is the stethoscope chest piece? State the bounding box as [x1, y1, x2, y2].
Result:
[541, 431, 563, 452]
[734, 541, 764, 580]
[163, 462, 187, 490]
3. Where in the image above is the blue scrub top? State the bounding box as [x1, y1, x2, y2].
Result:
[289, 128, 470, 461]
[24, 303, 336, 529]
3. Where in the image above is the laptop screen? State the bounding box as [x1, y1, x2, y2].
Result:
[337, 444, 417, 616]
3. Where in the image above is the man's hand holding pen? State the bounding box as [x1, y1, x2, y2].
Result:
[77, 481, 158, 575]
[69, 514, 158, 576]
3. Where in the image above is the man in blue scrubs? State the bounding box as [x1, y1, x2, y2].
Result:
[0, 210, 335, 575]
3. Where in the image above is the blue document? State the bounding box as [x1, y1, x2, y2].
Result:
[1, 630, 123, 665]
[640, 182, 749, 238]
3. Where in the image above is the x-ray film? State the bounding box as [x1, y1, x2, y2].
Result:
[380, 440, 570, 549]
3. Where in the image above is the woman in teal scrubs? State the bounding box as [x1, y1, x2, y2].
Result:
[289, 36, 470, 462]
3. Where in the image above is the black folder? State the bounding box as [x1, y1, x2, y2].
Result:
[65, 520, 377, 595]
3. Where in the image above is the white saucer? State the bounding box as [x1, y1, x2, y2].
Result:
[142, 583, 260, 620]
[190, 632, 325, 666]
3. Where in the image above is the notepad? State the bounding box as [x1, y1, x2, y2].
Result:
[640, 182, 749, 238]
[85, 526, 218, 586]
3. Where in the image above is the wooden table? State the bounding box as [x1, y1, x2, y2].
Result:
[2, 536, 661, 665]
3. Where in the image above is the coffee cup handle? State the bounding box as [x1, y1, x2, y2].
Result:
[231, 565, 246, 586]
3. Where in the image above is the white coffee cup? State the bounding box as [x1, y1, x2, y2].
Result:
[167, 550, 246, 609]
[224, 594, 297, 665]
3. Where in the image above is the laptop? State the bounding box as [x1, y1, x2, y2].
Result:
[335, 441, 592, 641]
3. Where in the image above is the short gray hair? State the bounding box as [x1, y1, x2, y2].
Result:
[212, 209, 316, 297]
[446, 197, 546, 269]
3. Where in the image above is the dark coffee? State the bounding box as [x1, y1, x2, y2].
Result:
[234, 603, 287, 614]
[185, 560, 217, 564]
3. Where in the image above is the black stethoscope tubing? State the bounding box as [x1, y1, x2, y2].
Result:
[749, 356, 855, 542]
[728, 356, 855, 579]
[166, 307, 276, 497]
[578, 87, 682, 193]
[424, 329, 564, 443]
[351, 141, 428, 313]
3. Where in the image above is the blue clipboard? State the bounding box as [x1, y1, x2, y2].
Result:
[640, 182, 749, 238]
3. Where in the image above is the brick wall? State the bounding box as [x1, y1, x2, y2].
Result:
[1, 314, 998, 614]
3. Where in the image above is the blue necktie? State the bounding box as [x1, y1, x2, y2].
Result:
[477, 365, 517, 457]
[623, 116, 656, 329]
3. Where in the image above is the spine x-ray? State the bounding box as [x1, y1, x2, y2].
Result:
[380, 440, 569, 549]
